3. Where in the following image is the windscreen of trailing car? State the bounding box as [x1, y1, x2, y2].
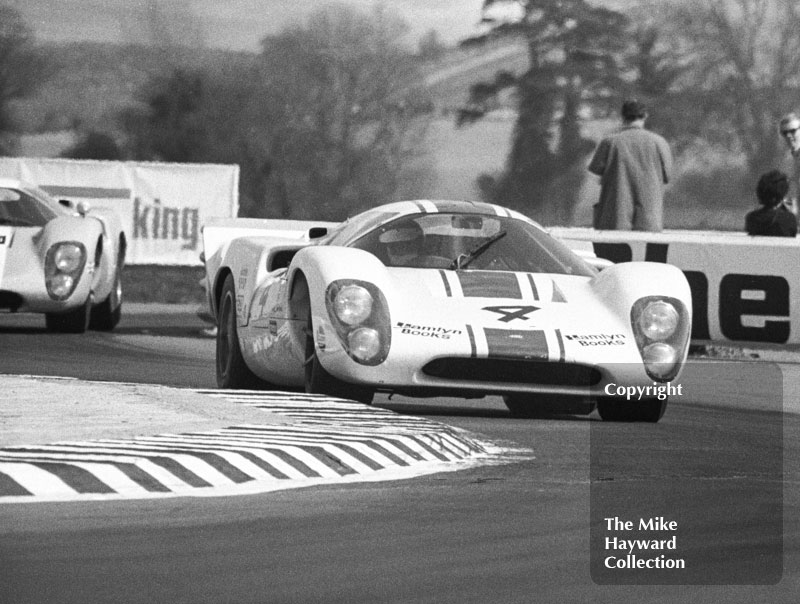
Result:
[0, 188, 59, 227]
[350, 212, 597, 276]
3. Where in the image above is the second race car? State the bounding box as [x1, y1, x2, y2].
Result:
[0, 178, 126, 332]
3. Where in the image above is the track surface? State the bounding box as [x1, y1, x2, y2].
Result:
[1, 308, 798, 603]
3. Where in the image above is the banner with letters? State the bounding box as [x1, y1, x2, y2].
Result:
[551, 227, 800, 345]
[0, 157, 238, 265]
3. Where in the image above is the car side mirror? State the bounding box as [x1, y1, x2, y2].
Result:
[308, 226, 328, 239]
[58, 199, 90, 216]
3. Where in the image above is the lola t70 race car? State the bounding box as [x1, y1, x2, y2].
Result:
[203, 200, 692, 422]
[0, 178, 125, 333]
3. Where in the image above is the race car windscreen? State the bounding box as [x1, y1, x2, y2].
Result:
[351, 213, 597, 276]
[0, 188, 59, 227]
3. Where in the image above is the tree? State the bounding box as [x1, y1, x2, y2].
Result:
[0, 5, 50, 154]
[474, 0, 628, 224]
[119, 5, 429, 220]
[120, 68, 208, 163]
[61, 130, 123, 160]
[255, 4, 430, 220]
[659, 0, 800, 179]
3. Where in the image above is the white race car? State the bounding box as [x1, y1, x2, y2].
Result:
[203, 200, 692, 422]
[0, 178, 125, 332]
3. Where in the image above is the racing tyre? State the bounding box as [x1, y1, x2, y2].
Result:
[596, 397, 668, 423]
[45, 297, 91, 333]
[216, 274, 265, 389]
[89, 270, 122, 331]
[305, 312, 373, 405]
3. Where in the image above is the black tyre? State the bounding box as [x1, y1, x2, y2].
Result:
[304, 312, 373, 404]
[45, 297, 91, 333]
[216, 274, 264, 389]
[89, 270, 122, 331]
[596, 397, 668, 423]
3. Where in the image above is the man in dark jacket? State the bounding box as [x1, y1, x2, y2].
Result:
[588, 99, 673, 231]
[745, 170, 798, 237]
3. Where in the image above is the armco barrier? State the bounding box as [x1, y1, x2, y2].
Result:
[551, 227, 799, 345]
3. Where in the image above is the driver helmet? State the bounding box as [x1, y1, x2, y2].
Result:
[379, 222, 423, 263]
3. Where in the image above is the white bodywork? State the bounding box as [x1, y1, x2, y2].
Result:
[0, 177, 125, 325]
[203, 201, 693, 403]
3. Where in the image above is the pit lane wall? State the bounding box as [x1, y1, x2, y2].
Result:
[0, 157, 238, 265]
[551, 227, 799, 346]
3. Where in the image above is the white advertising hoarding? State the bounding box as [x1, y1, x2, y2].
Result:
[551, 227, 799, 345]
[0, 157, 239, 265]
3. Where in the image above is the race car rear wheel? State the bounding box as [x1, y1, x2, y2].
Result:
[596, 397, 668, 423]
[45, 297, 91, 333]
[305, 312, 374, 405]
[216, 274, 264, 389]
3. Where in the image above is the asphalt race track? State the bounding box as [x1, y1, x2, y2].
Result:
[1, 306, 799, 603]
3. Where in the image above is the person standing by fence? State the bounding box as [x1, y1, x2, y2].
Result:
[588, 99, 673, 231]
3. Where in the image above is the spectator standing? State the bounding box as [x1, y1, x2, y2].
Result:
[588, 99, 673, 231]
[745, 169, 797, 237]
[778, 112, 800, 215]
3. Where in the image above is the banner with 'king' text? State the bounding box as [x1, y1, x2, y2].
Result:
[0, 157, 239, 265]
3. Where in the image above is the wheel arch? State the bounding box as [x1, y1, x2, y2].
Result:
[287, 269, 311, 347]
[212, 267, 234, 319]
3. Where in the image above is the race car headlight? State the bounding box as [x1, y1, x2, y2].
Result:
[45, 241, 87, 300]
[333, 284, 373, 326]
[49, 274, 75, 298]
[53, 243, 84, 273]
[631, 296, 690, 381]
[326, 280, 391, 365]
[347, 327, 382, 362]
[637, 300, 679, 340]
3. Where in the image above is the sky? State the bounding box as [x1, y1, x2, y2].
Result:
[9, 0, 505, 52]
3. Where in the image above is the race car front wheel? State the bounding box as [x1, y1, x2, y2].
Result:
[216, 274, 264, 389]
[89, 270, 122, 331]
[596, 396, 668, 423]
[305, 312, 373, 405]
[45, 297, 91, 333]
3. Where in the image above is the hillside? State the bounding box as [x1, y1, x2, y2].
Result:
[11, 43, 258, 135]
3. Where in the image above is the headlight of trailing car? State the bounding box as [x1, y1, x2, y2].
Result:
[45, 242, 87, 301]
[326, 280, 390, 365]
[631, 296, 690, 381]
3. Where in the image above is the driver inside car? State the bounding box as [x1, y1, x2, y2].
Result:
[380, 222, 425, 266]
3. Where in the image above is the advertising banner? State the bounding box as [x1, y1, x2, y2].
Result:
[551, 227, 800, 345]
[0, 157, 238, 265]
